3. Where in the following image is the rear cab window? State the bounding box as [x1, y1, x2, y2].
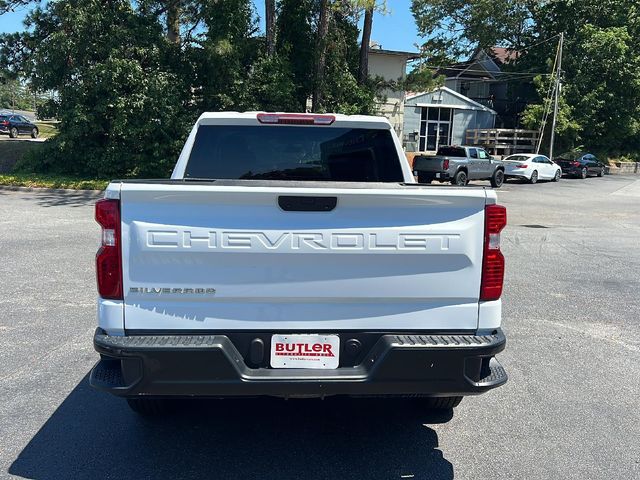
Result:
[436, 146, 466, 157]
[185, 125, 404, 182]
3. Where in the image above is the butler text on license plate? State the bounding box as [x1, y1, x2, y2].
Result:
[270, 334, 340, 369]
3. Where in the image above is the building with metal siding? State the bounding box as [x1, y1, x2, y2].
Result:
[403, 87, 497, 153]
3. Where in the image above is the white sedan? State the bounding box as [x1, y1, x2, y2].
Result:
[503, 154, 562, 184]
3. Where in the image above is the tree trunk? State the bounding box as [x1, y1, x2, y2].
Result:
[265, 0, 276, 56]
[167, 0, 181, 44]
[312, 0, 330, 112]
[358, 6, 373, 85]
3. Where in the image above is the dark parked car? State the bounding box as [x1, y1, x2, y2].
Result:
[554, 152, 606, 179]
[0, 114, 39, 139]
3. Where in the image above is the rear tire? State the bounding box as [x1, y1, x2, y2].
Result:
[579, 167, 587, 179]
[597, 168, 604, 177]
[422, 396, 463, 410]
[529, 170, 538, 184]
[127, 398, 172, 416]
[451, 170, 468, 186]
[30, 127, 39, 139]
[490, 169, 504, 188]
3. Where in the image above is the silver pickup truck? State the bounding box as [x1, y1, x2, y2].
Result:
[413, 145, 505, 188]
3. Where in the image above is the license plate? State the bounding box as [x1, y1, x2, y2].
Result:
[435, 173, 441, 178]
[270, 334, 340, 369]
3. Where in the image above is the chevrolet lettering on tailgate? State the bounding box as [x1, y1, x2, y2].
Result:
[142, 228, 461, 253]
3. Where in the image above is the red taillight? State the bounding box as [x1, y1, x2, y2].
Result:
[480, 204, 507, 301]
[514, 164, 528, 168]
[571, 161, 581, 167]
[257, 113, 335, 125]
[442, 158, 450, 170]
[1, 121, 8, 126]
[95, 199, 122, 299]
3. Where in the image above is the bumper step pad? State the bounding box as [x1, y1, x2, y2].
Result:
[479, 358, 507, 385]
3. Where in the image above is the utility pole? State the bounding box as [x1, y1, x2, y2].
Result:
[549, 32, 563, 161]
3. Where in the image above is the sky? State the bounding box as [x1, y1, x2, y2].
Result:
[0, 0, 422, 53]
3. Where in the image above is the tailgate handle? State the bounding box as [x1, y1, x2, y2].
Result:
[278, 196, 337, 212]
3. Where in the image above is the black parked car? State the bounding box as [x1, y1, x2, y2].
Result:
[0, 114, 39, 139]
[554, 152, 606, 179]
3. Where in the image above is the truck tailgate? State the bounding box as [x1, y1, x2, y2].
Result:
[413, 156, 446, 173]
[119, 183, 488, 331]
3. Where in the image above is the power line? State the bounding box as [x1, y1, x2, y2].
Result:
[412, 33, 564, 74]
[416, 64, 553, 76]
[517, 33, 563, 52]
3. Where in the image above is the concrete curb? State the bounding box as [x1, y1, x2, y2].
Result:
[0, 185, 104, 195]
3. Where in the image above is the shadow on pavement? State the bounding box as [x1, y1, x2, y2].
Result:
[30, 191, 101, 208]
[9, 375, 454, 480]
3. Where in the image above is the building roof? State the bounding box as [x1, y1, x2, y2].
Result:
[368, 48, 420, 60]
[486, 47, 519, 65]
[436, 61, 497, 79]
[435, 47, 519, 80]
[405, 86, 497, 114]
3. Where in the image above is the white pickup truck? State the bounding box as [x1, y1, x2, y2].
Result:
[90, 112, 507, 415]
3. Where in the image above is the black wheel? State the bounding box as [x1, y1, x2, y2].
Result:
[597, 167, 604, 177]
[9, 127, 18, 138]
[552, 169, 561, 182]
[30, 127, 39, 139]
[422, 396, 463, 410]
[127, 398, 172, 416]
[579, 167, 587, 179]
[529, 170, 538, 184]
[490, 169, 504, 188]
[451, 170, 468, 186]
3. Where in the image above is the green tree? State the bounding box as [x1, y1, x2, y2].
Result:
[316, 5, 379, 114]
[0, 78, 41, 111]
[312, 0, 331, 111]
[521, 75, 580, 155]
[412, 0, 640, 157]
[193, 0, 258, 112]
[247, 53, 299, 111]
[276, 0, 315, 110]
[0, 0, 397, 179]
[525, 1, 640, 155]
[411, 0, 534, 60]
[2, 0, 193, 177]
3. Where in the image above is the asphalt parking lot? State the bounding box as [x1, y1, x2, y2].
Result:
[1, 176, 639, 479]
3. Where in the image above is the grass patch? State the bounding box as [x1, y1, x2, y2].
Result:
[34, 121, 59, 139]
[0, 172, 109, 190]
